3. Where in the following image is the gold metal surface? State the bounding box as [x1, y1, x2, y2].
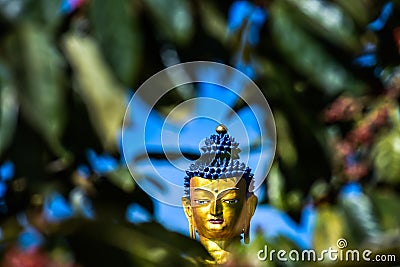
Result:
[182, 176, 257, 264]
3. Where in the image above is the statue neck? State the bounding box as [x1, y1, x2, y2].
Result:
[198, 235, 241, 264]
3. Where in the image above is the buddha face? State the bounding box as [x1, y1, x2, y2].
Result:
[182, 176, 257, 241]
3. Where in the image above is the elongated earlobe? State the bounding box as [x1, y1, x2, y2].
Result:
[182, 196, 196, 239]
[190, 223, 196, 239]
[244, 194, 257, 244]
[244, 224, 250, 244]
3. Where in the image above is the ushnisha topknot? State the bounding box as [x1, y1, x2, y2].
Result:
[184, 124, 254, 197]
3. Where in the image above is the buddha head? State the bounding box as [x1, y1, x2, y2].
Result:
[182, 125, 257, 247]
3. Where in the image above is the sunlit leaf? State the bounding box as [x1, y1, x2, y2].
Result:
[89, 0, 142, 86]
[284, 0, 361, 51]
[372, 125, 400, 184]
[0, 66, 18, 157]
[198, 1, 228, 45]
[270, 2, 367, 96]
[286, 190, 303, 211]
[142, 0, 193, 45]
[62, 33, 126, 152]
[310, 180, 329, 202]
[107, 166, 136, 193]
[313, 205, 346, 253]
[10, 24, 68, 158]
[339, 187, 382, 244]
[333, 0, 372, 26]
[275, 110, 297, 168]
[267, 163, 286, 210]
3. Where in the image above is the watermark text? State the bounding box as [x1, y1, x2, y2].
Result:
[257, 238, 396, 263]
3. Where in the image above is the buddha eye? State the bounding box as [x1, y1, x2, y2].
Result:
[195, 199, 210, 205]
[223, 199, 238, 204]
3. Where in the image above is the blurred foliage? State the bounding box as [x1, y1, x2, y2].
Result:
[0, 0, 400, 266]
[89, 0, 142, 86]
[62, 33, 126, 152]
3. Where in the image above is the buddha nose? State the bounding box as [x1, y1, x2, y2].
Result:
[211, 199, 223, 217]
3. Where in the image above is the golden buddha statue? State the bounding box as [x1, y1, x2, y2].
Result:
[182, 125, 258, 264]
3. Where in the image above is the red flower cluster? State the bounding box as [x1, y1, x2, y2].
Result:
[324, 96, 361, 123]
[348, 107, 389, 145]
[327, 93, 392, 181]
[344, 162, 369, 181]
[1, 247, 79, 267]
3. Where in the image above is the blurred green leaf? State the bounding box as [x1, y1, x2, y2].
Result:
[270, 2, 367, 96]
[275, 110, 298, 168]
[0, 216, 23, 245]
[230, 233, 295, 267]
[66, 221, 209, 266]
[370, 189, 400, 231]
[62, 33, 126, 152]
[106, 166, 135, 193]
[284, 0, 361, 51]
[2, 0, 63, 32]
[286, 190, 303, 211]
[198, 1, 228, 46]
[339, 191, 382, 244]
[267, 163, 286, 210]
[40, 0, 63, 32]
[372, 125, 400, 184]
[313, 205, 346, 253]
[90, 0, 142, 86]
[0, 0, 25, 22]
[333, 0, 372, 27]
[10, 24, 68, 158]
[260, 65, 331, 197]
[310, 180, 329, 201]
[0, 65, 18, 158]
[142, 0, 193, 45]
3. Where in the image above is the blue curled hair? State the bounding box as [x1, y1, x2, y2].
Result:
[183, 125, 254, 198]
